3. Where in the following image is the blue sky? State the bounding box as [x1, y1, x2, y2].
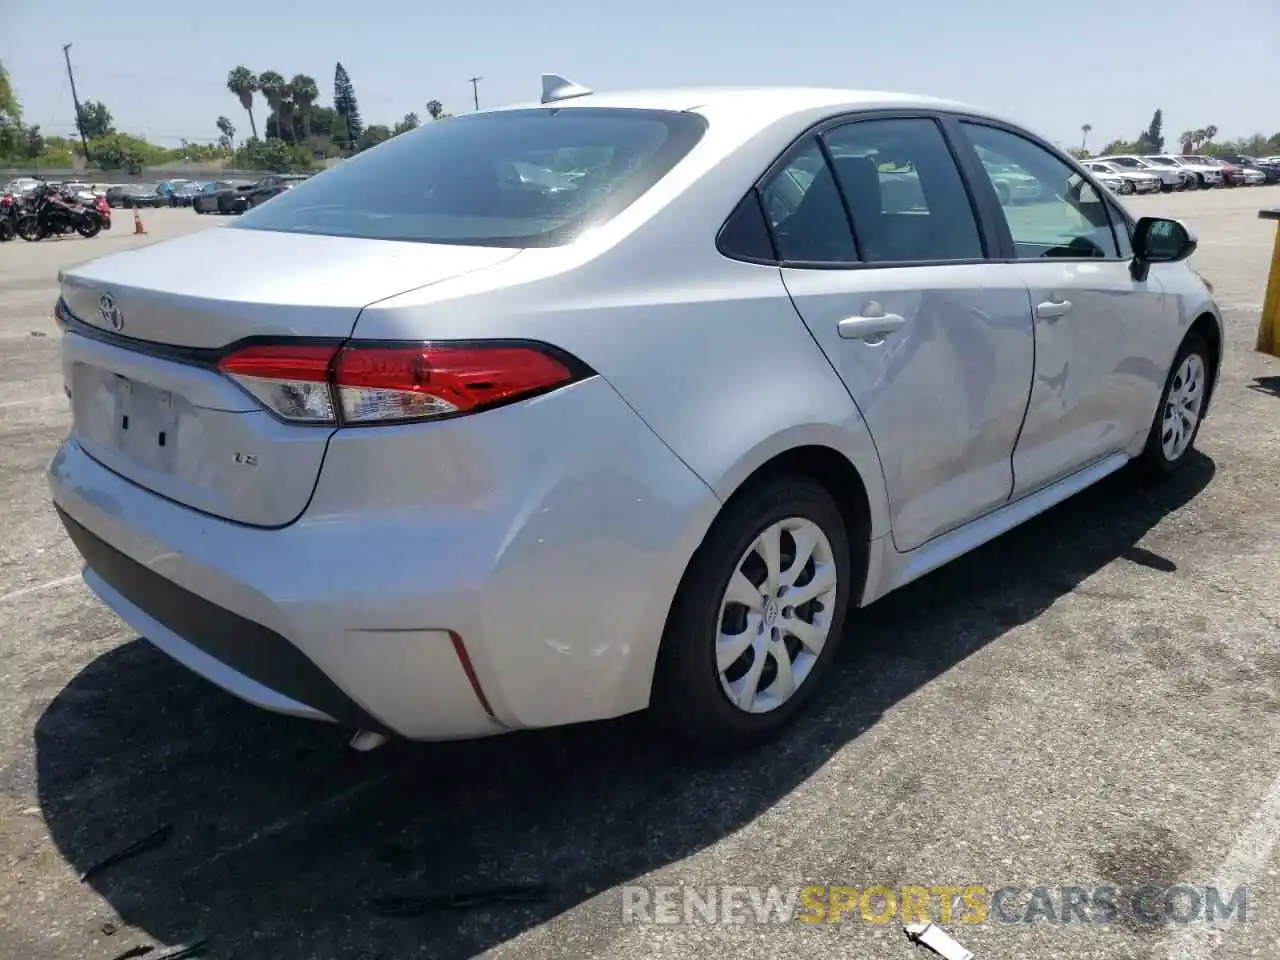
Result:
[2, 0, 1277, 150]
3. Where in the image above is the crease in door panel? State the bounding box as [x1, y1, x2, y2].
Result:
[1005, 281, 1040, 504]
[777, 267, 894, 521]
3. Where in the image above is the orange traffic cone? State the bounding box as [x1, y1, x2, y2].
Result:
[133, 209, 147, 235]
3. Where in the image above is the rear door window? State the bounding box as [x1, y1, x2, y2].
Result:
[234, 108, 707, 247]
[821, 117, 985, 263]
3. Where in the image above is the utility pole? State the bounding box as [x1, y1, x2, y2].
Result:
[63, 43, 91, 163]
[468, 76, 483, 111]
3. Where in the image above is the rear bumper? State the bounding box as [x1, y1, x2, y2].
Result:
[48, 376, 719, 740]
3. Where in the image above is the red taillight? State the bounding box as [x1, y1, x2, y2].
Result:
[216, 341, 583, 426]
[217, 344, 340, 423]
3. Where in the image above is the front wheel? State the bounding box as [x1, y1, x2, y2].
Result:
[651, 475, 855, 749]
[15, 216, 43, 241]
[1135, 334, 1211, 480]
[0, 218, 14, 242]
[1119, 180, 1135, 195]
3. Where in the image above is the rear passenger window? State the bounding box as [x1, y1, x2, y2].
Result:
[821, 118, 985, 263]
[717, 190, 775, 262]
[961, 122, 1121, 260]
[759, 138, 856, 263]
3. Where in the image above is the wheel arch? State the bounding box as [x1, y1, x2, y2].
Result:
[1187, 310, 1222, 414]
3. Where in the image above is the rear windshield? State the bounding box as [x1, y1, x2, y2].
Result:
[233, 107, 707, 247]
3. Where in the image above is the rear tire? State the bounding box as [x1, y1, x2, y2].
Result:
[15, 216, 43, 241]
[0, 219, 13, 242]
[651, 474, 855, 749]
[75, 216, 101, 239]
[1119, 181, 1135, 195]
[1135, 334, 1211, 480]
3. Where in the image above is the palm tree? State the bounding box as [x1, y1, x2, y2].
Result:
[215, 115, 236, 149]
[226, 66, 259, 139]
[1080, 123, 1092, 152]
[276, 80, 296, 142]
[290, 74, 319, 141]
[426, 99, 444, 121]
[257, 71, 287, 140]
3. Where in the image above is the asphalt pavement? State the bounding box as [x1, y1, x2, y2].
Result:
[0, 191, 1278, 960]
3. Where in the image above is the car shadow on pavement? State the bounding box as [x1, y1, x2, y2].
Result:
[1248, 375, 1280, 398]
[34, 454, 1214, 959]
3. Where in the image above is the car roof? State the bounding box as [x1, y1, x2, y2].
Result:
[492, 85, 1006, 127]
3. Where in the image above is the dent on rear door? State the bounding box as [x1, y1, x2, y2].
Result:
[783, 263, 1036, 552]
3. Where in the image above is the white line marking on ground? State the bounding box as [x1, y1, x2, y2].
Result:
[0, 573, 82, 603]
[1166, 766, 1280, 959]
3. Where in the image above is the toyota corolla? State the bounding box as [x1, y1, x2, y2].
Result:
[49, 78, 1222, 749]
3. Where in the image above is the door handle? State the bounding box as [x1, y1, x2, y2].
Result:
[837, 313, 906, 343]
[1035, 299, 1072, 320]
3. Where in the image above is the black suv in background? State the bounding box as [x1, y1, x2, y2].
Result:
[222, 174, 312, 214]
[192, 180, 250, 214]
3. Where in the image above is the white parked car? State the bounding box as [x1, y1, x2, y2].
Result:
[1145, 156, 1224, 189]
[1084, 165, 1130, 195]
[1083, 160, 1160, 195]
[1101, 155, 1188, 192]
[3, 177, 43, 196]
[48, 80, 1223, 748]
[1182, 156, 1266, 186]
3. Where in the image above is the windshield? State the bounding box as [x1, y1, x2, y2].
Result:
[1110, 157, 1143, 168]
[234, 107, 707, 246]
[1144, 157, 1176, 166]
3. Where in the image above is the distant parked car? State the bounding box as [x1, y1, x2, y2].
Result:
[1185, 155, 1264, 186]
[224, 174, 313, 214]
[121, 185, 165, 209]
[1082, 163, 1131, 195]
[1101, 155, 1188, 192]
[1083, 160, 1161, 195]
[191, 180, 247, 214]
[169, 182, 205, 207]
[246, 183, 295, 208]
[1145, 156, 1224, 189]
[1214, 155, 1280, 184]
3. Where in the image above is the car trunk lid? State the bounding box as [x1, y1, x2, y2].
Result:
[59, 226, 520, 526]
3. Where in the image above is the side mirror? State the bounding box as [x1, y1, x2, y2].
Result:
[1130, 216, 1197, 281]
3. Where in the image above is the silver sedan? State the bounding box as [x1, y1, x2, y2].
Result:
[49, 80, 1223, 749]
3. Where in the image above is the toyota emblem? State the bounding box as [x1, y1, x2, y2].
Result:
[99, 293, 123, 332]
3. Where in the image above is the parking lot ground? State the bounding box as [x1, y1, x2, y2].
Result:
[0, 193, 1279, 960]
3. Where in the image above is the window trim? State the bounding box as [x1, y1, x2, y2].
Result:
[719, 109, 1009, 271]
[946, 117, 1131, 264]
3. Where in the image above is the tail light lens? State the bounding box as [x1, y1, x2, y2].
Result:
[216, 341, 587, 426]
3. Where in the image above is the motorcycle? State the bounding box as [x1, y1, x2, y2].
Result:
[15, 184, 103, 241]
[92, 194, 112, 230]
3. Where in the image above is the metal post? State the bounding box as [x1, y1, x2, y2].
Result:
[468, 76, 483, 111]
[1258, 208, 1280, 358]
[62, 43, 91, 163]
